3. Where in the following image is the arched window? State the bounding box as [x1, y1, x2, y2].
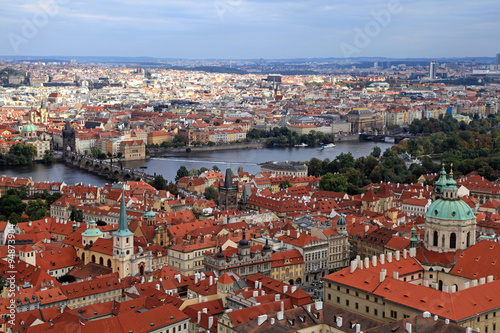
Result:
[450, 233, 457, 249]
[466, 232, 470, 248]
[438, 280, 443, 291]
[107, 259, 112, 267]
[81, 253, 85, 262]
[99, 257, 104, 265]
[91, 255, 96, 263]
[433, 231, 438, 247]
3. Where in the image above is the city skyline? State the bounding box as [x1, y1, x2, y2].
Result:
[1, 0, 499, 59]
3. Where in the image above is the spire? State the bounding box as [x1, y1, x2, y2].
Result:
[224, 168, 233, 189]
[410, 223, 418, 248]
[114, 187, 133, 236]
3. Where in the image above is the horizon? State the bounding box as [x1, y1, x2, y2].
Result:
[2, 0, 499, 59]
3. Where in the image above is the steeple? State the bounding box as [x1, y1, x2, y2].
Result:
[410, 224, 418, 248]
[434, 165, 448, 196]
[114, 188, 133, 237]
[224, 168, 234, 189]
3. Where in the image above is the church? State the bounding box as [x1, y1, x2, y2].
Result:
[68, 187, 153, 279]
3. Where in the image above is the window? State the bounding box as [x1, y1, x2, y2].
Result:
[374, 309, 378, 316]
[366, 306, 370, 313]
[355, 303, 359, 309]
[391, 310, 398, 319]
[328, 294, 331, 300]
[346, 300, 349, 307]
[337, 297, 340, 303]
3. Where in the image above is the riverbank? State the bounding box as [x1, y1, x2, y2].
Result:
[148, 141, 266, 156]
[334, 134, 360, 142]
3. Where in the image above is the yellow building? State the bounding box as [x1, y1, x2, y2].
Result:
[271, 249, 304, 285]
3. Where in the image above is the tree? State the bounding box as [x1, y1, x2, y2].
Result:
[42, 150, 54, 163]
[319, 173, 348, 193]
[0, 195, 27, 223]
[69, 207, 83, 222]
[279, 179, 292, 190]
[149, 175, 168, 191]
[212, 165, 221, 172]
[168, 183, 179, 196]
[25, 198, 49, 220]
[204, 186, 219, 202]
[173, 134, 186, 146]
[371, 146, 381, 158]
[189, 168, 199, 177]
[175, 166, 189, 181]
[237, 166, 244, 173]
[199, 167, 209, 175]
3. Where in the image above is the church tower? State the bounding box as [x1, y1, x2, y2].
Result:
[424, 167, 476, 253]
[62, 120, 76, 154]
[219, 168, 238, 211]
[336, 214, 347, 235]
[113, 188, 135, 278]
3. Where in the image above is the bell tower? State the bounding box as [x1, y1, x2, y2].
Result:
[113, 188, 134, 278]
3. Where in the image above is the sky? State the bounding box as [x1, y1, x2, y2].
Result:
[1, 0, 499, 59]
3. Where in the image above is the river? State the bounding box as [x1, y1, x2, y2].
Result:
[0, 141, 394, 186]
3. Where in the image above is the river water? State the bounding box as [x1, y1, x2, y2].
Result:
[0, 141, 394, 186]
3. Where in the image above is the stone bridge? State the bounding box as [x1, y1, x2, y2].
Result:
[64, 153, 154, 182]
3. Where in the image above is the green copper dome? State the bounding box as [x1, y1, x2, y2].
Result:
[144, 208, 156, 220]
[425, 199, 474, 221]
[21, 121, 37, 132]
[82, 220, 103, 237]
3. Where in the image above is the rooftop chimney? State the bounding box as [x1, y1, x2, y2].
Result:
[479, 277, 486, 285]
[403, 249, 408, 259]
[487, 275, 494, 283]
[395, 250, 401, 261]
[405, 322, 412, 333]
[380, 269, 387, 282]
[350, 260, 357, 274]
[197, 311, 201, 324]
[409, 247, 416, 258]
[463, 281, 470, 289]
[257, 315, 267, 326]
[472, 279, 478, 287]
[372, 255, 377, 267]
[393, 271, 399, 279]
[315, 301, 323, 311]
[380, 253, 385, 265]
[283, 285, 288, 293]
[208, 316, 213, 329]
[387, 252, 393, 263]
[364, 257, 370, 269]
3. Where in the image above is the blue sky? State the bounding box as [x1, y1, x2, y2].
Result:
[1, 0, 499, 59]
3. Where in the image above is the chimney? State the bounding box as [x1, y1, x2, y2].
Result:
[472, 279, 478, 287]
[387, 252, 393, 263]
[287, 230, 290, 236]
[209, 275, 213, 286]
[261, 290, 265, 296]
[306, 304, 311, 312]
[203, 308, 208, 314]
[409, 247, 416, 258]
[434, 315, 438, 321]
[208, 316, 213, 329]
[259, 282, 262, 289]
[315, 301, 323, 311]
[442, 285, 449, 293]
[291, 286, 297, 293]
[336, 316, 343, 327]
[283, 285, 288, 293]
[350, 260, 357, 273]
[253, 290, 259, 297]
[450, 285, 457, 293]
[281, 301, 284, 313]
[405, 322, 412, 333]
[275, 294, 280, 301]
[479, 277, 486, 285]
[364, 257, 370, 269]
[463, 281, 470, 289]
[395, 250, 401, 261]
[197, 311, 201, 324]
[403, 249, 408, 259]
[380, 253, 385, 265]
[380, 269, 387, 282]
[358, 259, 363, 270]
[175, 274, 181, 283]
[393, 271, 399, 280]
[255, 280, 259, 289]
[198, 295, 202, 303]
[255, 314, 269, 328]
[270, 318, 275, 325]
[423, 312, 431, 318]
[445, 319, 450, 325]
[487, 275, 494, 283]
[364, 225, 369, 232]
[372, 255, 377, 267]
[355, 323, 361, 333]
[195, 275, 198, 284]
